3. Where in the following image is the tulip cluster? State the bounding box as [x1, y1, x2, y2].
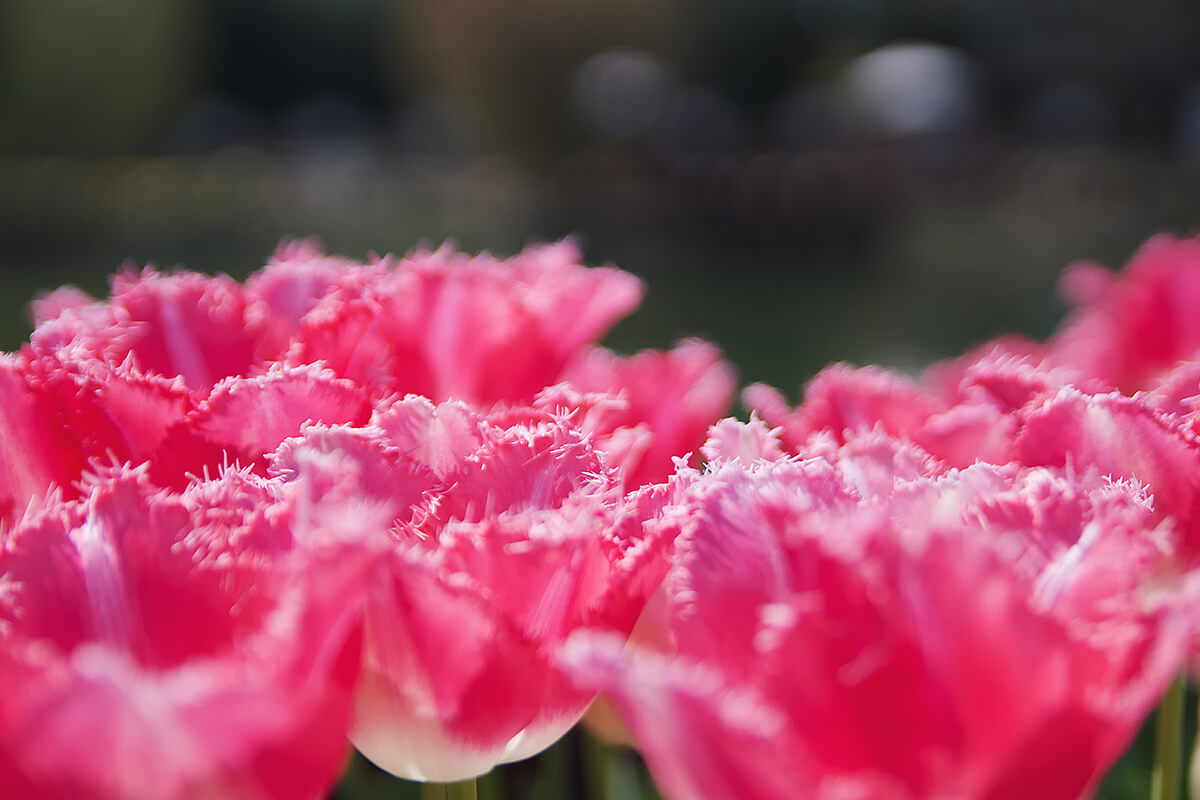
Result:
[0, 240, 732, 798]
[570, 233, 1200, 798]
[3, 232, 1200, 800]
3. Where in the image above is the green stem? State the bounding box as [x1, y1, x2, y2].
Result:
[581, 729, 606, 800]
[1151, 673, 1186, 800]
[421, 779, 478, 800]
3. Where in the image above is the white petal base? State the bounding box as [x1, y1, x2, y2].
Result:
[350, 674, 587, 782]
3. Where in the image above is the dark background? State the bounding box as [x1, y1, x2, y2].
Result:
[2, 2, 1199, 797]
[3, 0, 1199, 395]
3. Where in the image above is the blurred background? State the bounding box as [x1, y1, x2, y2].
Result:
[2, 2, 1199, 796]
[3, 0, 1200, 393]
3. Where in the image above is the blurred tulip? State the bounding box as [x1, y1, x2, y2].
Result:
[0, 464, 362, 800]
[1049, 234, 1200, 393]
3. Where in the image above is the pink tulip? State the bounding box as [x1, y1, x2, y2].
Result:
[0, 349, 193, 525]
[0, 352, 369, 528]
[19, 241, 733, 507]
[1049, 234, 1200, 392]
[283, 241, 644, 405]
[565, 426, 1196, 800]
[0, 464, 363, 800]
[744, 357, 1018, 468]
[30, 239, 645, 405]
[743, 364, 938, 453]
[560, 339, 736, 487]
[746, 351, 1200, 572]
[1015, 387, 1200, 564]
[743, 235, 1200, 469]
[271, 396, 678, 781]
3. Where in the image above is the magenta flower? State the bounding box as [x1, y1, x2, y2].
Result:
[1049, 234, 1200, 392]
[745, 237, 1200, 574]
[561, 339, 735, 487]
[1014, 387, 1200, 564]
[746, 350, 1200, 573]
[1, 238, 731, 792]
[0, 464, 362, 800]
[14, 240, 732, 515]
[270, 396, 676, 781]
[744, 357, 1018, 469]
[0, 351, 369, 526]
[743, 363, 940, 455]
[279, 241, 644, 405]
[0, 349, 189, 525]
[564, 426, 1196, 800]
[743, 234, 1200, 472]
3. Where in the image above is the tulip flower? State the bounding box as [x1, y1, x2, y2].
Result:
[744, 235, 1200, 463]
[270, 396, 678, 783]
[0, 352, 369, 528]
[741, 234, 1200, 800]
[19, 240, 732, 504]
[560, 339, 736, 486]
[0, 464, 363, 800]
[743, 355, 1033, 468]
[1014, 387, 1200, 564]
[1048, 234, 1200, 393]
[564, 425, 1196, 800]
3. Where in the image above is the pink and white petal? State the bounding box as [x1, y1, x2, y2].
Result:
[436, 509, 615, 644]
[802, 430, 945, 496]
[352, 554, 551, 781]
[22, 351, 195, 467]
[26, 290, 136, 359]
[920, 336, 1047, 403]
[914, 403, 1017, 468]
[0, 466, 365, 800]
[1148, 360, 1200, 416]
[2, 630, 357, 800]
[287, 290, 435, 401]
[506, 241, 644, 361]
[586, 478, 692, 638]
[667, 459, 859, 681]
[289, 241, 644, 406]
[29, 285, 98, 326]
[740, 383, 799, 441]
[428, 419, 614, 526]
